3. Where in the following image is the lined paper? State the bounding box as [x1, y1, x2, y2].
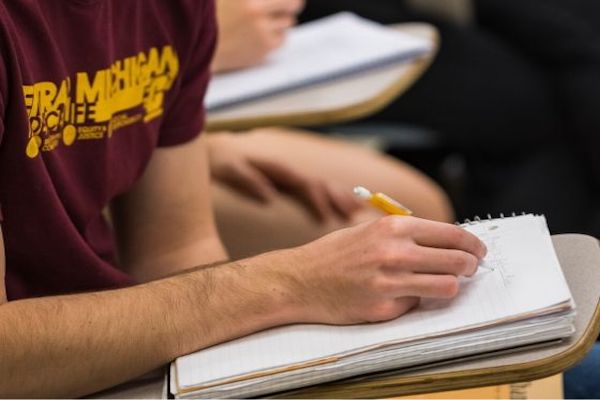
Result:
[174, 215, 572, 391]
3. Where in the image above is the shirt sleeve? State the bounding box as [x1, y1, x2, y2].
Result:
[0, 41, 6, 147]
[0, 95, 3, 221]
[0, 67, 5, 223]
[157, 0, 217, 147]
[0, 95, 4, 146]
[0, 12, 9, 223]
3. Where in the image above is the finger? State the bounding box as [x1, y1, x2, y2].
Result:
[410, 219, 487, 260]
[386, 246, 479, 277]
[371, 297, 420, 322]
[326, 185, 364, 220]
[268, 15, 297, 33]
[266, 32, 287, 52]
[249, 159, 335, 221]
[247, 157, 300, 185]
[223, 162, 277, 203]
[286, 179, 335, 222]
[394, 273, 460, 299]
[255, 17, 287, 51]
[395, 296, 420, 315]
[297, 181, 336, 222]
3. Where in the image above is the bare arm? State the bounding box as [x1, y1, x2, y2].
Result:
[111, 135, 228, 281]
[0, 136, 297, 397]
[0, 259, 298, 397]
[0, 137, 487, 397]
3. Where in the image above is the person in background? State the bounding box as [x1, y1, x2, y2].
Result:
[300, 0, 600, 240]
[209, 0, 454, 259]
[0, 1, 487, 397]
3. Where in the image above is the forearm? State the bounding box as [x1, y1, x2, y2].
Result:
[0, 257, 297, 398]
[0, 215, 488, 397]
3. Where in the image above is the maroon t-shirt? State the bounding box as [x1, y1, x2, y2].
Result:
[0, 1, 216, 300]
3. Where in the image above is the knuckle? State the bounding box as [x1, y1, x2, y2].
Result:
[368, 276, 386, 292]
[367, 297, 419, 322]
[448, 253, 471, 274]
[387, 242, 420, 269]
[374, 242, 413, 268]
[365, 275, 381, 291]
[373, 276, 402, 294]
[447, 225, 467, 244]
[375, 215, 406, 235]
[456, 229, 478, 252]
[464, 253, 479, 275]
[368, 301, 400, 322]
[401, 244, 421, 265]
[373, 216, 392, 232]
[438, 276, 460, 298]
[397, 297, 420, 315]
[373, 243, 397, 266]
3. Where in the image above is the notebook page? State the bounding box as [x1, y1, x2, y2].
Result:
[178, 313, 574, 398]
[205, 12, 432, 110]
[462, 215, 572, 311]
[175, 215, 572, 389]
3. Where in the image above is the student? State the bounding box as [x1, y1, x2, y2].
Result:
[0, 1, 486, 397]
[209, 0, 453, 259]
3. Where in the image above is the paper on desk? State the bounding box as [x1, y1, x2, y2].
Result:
[174, 313, 574, 398]
[174, 215, 572, 391]
[205, 12, 433, 110]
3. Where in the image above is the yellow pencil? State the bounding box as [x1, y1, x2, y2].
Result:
[353, 186, 413, 216]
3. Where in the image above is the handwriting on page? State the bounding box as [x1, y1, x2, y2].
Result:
[176, 215, 571, 389]
[477, 225, 515, 287]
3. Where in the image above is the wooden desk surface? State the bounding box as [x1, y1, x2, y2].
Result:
[205, 23, 439, 132]
[93, 234, 600, 399]
[278, 234, 600, 398]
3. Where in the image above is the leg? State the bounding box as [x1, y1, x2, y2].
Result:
[212, 128, 453, 259]
[564, 342, 600, 398]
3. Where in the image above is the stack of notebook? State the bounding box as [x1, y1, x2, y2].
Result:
[170, 214, 575, 398]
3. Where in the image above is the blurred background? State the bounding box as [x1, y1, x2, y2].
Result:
[299, 0, 600, 238]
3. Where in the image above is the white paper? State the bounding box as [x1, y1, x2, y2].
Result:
[174, 215, 572, 392]
[205, 12, 433, 110]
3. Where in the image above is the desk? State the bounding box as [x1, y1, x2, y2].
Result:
[205, 23, 439, 132]
[94, 234, 600, 399]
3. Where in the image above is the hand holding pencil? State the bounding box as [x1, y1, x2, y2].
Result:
[354, 185, 492, 271]
[353, 186, 413, 216]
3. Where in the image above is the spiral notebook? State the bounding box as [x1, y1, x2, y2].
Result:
[170, 214, 575, 399]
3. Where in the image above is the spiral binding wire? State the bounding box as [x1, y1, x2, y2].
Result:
[456, 212, 533, 226]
